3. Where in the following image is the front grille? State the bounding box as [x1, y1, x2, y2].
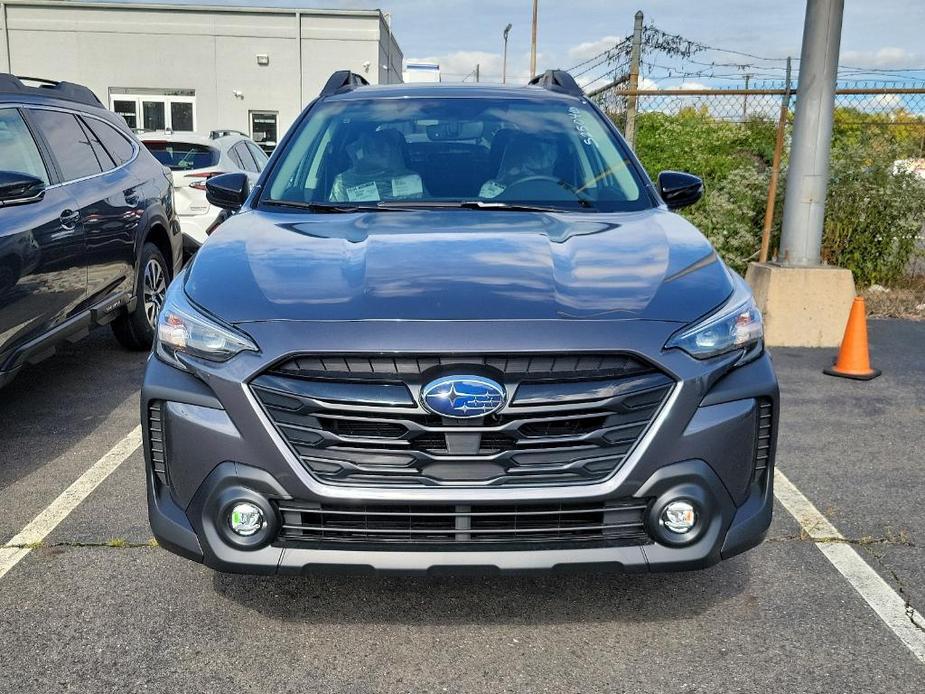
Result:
[753, 398, 773, 485]
[276, 498, 652, 550]
[252, 353, 674, 488]
[147, 401, 167, 485]
[274, 353, 651, 380]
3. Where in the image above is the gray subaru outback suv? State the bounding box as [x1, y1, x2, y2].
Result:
[142, 71, 778, 575]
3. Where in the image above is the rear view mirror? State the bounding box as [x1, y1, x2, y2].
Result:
[205, 172, 250, 210]
[657, 171, 704, 210]
[0, 171, 46, 206]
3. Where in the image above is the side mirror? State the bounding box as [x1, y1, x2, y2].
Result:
[657, 171, 704, 210]
[0, 171, 46, 206]
[205, 172, 250, 210]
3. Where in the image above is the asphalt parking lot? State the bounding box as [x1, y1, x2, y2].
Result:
[0, 321, 923, 693]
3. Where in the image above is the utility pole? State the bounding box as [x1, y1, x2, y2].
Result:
[779, 0, 844, 266]
[742, 73, 751, 121]
[530, 0, 538, 78]
[502, 23, 512, 84]
[623, 10, 643, 149]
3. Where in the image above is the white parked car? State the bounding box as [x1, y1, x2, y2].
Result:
[140, 132, 268, 255]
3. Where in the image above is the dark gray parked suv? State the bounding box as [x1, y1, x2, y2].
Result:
[0, 75, 182, 387]
[143, 71, 778, 575]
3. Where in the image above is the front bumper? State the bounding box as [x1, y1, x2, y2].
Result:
[142, 320, 779, 575]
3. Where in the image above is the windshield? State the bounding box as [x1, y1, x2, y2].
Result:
[263, 96, 650, 212]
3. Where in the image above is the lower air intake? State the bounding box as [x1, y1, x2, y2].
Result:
[276, 498, 652, 550]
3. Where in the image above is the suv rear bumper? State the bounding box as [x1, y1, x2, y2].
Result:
[143, 346, 778, 575]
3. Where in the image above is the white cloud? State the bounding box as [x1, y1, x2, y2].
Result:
[678, 81, 708, 91]
[841, 46, 918, 68]
[407, 49, 545, 83]
[567, 35, 624, 62]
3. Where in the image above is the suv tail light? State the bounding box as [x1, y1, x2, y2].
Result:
[186, 172, 221, 191]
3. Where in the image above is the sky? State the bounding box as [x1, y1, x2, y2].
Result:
[102, 0, 925, 87]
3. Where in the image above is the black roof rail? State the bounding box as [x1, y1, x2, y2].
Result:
[0, 73, 103, 107]
[319, 70, 370, 97]
[527, 69, 584, 98]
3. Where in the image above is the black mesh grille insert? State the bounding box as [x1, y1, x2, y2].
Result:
[273, 353, 653, 380]
[276, 499, 653, 549]
[252, 353, 674, 488]
[147, 401, 167, 485]
[753, 398, 773, 485]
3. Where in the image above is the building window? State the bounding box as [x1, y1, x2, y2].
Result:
[109, 90, 196, 132]
[112, 100, 138, 130]
[250, 111, 278, 154]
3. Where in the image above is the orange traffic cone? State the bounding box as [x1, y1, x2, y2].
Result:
[823, 297, 881, 380]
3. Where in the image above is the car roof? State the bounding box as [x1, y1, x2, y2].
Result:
[323, 82, 583, 103]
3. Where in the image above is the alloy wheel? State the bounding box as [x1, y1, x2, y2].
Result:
[143, 258, 167, 328]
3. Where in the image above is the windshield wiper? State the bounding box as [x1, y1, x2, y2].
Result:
[263, 200, 396, 213]
[376, 200, 577, 213]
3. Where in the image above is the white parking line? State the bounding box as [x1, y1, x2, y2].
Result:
[775, 468, 925, 664]
[0, 426, 142, 580]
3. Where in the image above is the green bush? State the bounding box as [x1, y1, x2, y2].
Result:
[623, 105, 925, 286]
[823, 144, 925, 286]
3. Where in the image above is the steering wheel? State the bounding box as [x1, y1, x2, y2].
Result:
[507, 175, 561, 187]
[500, 175, 589, 205]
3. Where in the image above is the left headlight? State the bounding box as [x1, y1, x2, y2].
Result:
[155, 277, 258, 370]
[666, 282, 763, 360]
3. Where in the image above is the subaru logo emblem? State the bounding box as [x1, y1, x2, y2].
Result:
[420, 375, 506, 419]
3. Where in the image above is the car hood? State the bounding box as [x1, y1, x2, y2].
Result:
[184, 207, 734, 324]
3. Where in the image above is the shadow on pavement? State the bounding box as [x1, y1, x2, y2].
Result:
[0, 329, 148, 488]
[212, 555, 750, 625]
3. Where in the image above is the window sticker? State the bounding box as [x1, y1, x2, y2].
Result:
[346, 181, 380, 201]
[480, 181, 506, 198]
[391, 174, 424, 197]
[568, 106, 597, 147]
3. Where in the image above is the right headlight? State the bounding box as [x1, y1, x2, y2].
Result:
[155, 277, 258, 371]
[665, 283, 763, 360]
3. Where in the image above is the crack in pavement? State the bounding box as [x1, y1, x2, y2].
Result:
[1, 539, 158, 550]
[768, 533, 925, 636]
[765, 533, 915, 547]
[860, 544, 925, 636]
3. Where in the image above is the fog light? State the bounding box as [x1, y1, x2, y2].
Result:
[660, 500, 697, 534]
[229, 502, 265, 537]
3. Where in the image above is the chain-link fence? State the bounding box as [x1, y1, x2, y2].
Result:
[589, 83, 925, 284]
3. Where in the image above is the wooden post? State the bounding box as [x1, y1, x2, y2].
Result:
[759, 57, 793, 263]
[624, 10, 643, 148]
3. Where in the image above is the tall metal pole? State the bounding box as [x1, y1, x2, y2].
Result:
[759, 57, 793, 263]
[623, 10, 643, 149]
[779, 0, 844, 266]
[529, 0, 538, 78]
[502, 23, 511, 84]
[742, 73, 751, 121]
[475, 63, 480, 83]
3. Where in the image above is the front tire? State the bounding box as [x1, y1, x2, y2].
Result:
[112, 242, 168, 350]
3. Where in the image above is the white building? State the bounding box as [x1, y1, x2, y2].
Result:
[403, 62, 440, 83]
[0, 0, 404, 147]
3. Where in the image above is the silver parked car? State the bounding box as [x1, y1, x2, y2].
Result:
[140, 131, 268, 255]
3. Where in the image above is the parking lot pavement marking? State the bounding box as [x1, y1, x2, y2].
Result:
[774, 468, 925, 664]
[0, 426, 141, 581]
